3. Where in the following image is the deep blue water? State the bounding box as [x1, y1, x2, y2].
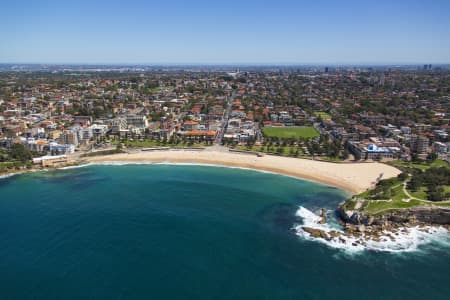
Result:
[0, 164, 449, 300]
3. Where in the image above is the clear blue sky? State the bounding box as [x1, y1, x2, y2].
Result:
[1, 0, 449, 64]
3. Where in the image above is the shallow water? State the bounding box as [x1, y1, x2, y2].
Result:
[0, 164, 449, 299]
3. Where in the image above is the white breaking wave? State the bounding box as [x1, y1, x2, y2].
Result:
[59, 163, 94, 170]
[294, 206, 450, 254]
[0, 169, 43, 180]
[0, 172, 24, 179]
[85, 161, 135, 166]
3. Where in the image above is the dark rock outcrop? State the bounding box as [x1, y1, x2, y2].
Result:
[388, 207, 450, 225]
[337, 206, 450, 227]
[319, 208, 327, 224]
[302, 227, 330, 240]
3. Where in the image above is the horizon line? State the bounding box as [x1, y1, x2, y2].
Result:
[1, 62, 450, 67]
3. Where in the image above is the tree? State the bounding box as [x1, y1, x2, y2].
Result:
[397, 172, 408, 181]
[426, 152, 438, 162]
[429, 187, 444, 201]
[353, 149, 361, 160]
[10, 143, 32, 162]
[411, 153, 420, 162]
[289, 147, 295, 157]
[340, 148, 349, 160]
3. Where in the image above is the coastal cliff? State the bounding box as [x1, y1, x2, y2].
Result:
[337, 206, 450, 227]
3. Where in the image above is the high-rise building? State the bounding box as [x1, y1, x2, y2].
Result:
[111, 118, 127, 134]
[58, 130, 79, 147]
[410, 134, 429, 154]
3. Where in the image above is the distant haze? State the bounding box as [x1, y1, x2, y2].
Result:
[1, 0, 449, 64]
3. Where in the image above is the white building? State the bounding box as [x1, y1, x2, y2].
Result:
[49, 142, 75, 154]
[433, 142, 448, 154]
[33, 155, 68, 167]
[111, 118, 127, 134]
[91, 124, 109, 139]
[126, 114, 148, 129]
[349, 142, 398, 160]
[71, 126, 93, 143]
[400, 126, 411, 134]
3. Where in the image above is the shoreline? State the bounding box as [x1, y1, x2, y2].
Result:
[84, 150, 402, 194]
[4, 150, 447, 253]
[295, 206, 449, 253]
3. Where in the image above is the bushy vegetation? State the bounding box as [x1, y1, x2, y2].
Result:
[0, 143, 44, 172]
[81, 149, 125, 158]
[231, 136, 349, 160]
[408, 167, 450, 201]
[365, 177, 402, 200]
[348, 159, 450, 215]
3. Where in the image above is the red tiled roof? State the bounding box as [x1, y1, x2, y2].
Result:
[185, 130, 216, 136]
[183, 121, 199, 126]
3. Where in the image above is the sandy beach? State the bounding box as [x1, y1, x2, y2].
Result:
[84, 149, 401, 194]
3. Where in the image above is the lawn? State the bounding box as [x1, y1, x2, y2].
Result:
[344, 159, 450, 215]
[352, 178, 417, 214]
[387, 159, 449, 201]
[388, 159, 450, 171]
[262, 126, 320, 139]
[409, 187, 428, 200]
[355, 181, 450, 215]
[365, 199, 424, 215]
[391, 185, 408, 201]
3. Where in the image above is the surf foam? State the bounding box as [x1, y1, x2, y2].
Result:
[294, 206, 449, 253]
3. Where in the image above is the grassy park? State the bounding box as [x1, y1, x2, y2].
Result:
[343, 159, 450, 215]
[262, 126, 320, 139]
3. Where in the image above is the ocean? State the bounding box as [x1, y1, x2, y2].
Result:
[0, 164, 449, 299]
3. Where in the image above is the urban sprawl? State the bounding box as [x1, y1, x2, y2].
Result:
[0, 65, 449, 170]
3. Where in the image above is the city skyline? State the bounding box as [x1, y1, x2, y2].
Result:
[1, 0, 450, 64]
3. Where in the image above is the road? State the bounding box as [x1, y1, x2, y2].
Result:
[215, 91, 235, 145]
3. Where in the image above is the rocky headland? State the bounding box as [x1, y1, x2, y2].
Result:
[297, 206, 450, 249]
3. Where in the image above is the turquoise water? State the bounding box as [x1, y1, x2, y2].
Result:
[0, 164, 449, 299]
